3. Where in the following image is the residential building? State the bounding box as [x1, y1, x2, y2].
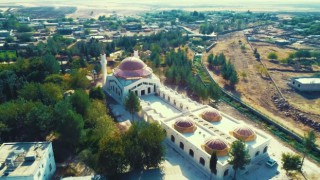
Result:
[0, 142, 56, 180]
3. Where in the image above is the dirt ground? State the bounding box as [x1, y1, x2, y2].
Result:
[205, 31, 320, 144]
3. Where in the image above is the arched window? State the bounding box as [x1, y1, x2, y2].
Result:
[255, 151, 260, 157]
[199, 157, 205, 166]
[263, 146, 268, 153]
[163, 129, 167, 135]
[224, 169, 229, 177]
[180, 142, 184, 150]
[189, 149, 194, 157]
[171, 135, 175, 142]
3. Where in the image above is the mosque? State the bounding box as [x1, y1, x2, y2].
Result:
[102, 52, 271, 179]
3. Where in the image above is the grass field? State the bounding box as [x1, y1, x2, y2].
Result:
[0, 50, 17, 60]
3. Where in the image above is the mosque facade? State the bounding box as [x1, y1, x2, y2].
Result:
[103, 53, 271, 179]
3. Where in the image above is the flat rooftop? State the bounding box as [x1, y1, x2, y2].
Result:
[141, 95, 182, 119]
[295, 78, 320, 84]
[140, 93, 270, 166]
[0, 142, 50, 177]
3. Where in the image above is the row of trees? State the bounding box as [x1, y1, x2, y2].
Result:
[208, 53, 239, 86]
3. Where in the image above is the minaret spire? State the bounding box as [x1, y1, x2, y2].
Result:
[100, 53, 107, 87]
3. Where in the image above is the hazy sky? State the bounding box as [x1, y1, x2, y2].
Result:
[2, 0, 320, 4]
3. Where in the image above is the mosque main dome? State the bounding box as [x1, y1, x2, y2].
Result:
[114, 57, 153, 79]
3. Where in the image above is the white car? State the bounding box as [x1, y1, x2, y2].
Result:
[266, 158, 277, 167]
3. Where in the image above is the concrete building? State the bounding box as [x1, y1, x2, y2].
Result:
[0, 142, 56, 180]
[289, 77, 320, 91]
[104, 54, 271, 179]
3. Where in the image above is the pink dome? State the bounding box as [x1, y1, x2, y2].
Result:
[114, 57, 152, 79]
[205, 138, 228, 151]
[232, 126, 256, 141]
[175, 117, 195, 128]
[202, 109, 222, 122]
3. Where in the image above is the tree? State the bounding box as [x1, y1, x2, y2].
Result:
[229, 71, 239, 86]
[97, 131, 126, 176]
[281, 153, 302, 174]
[123, 122, 165, 170]
[89, 87, 105, 100]
[268, 52, 278, 60]
[69, 90, 91, 116]
[70, 69, 90, 89]
[210, 152, 218, 179]
[228, 140, 251, 180]
[54, 99, 84, 148]
[301, 130, 316, 169]
[124, 91, 141, 122]
[18, 83, 63, 106]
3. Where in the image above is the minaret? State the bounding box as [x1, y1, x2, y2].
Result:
[100, 53, 107, 86]
[134, 50, 139, 58]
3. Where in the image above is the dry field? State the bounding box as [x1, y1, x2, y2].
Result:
[252, 42, 320, 116]
[204, 31, 319, 142]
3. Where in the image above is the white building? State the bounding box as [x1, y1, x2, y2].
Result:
[105, 52, 161, 104]
[289, 77, 320, 91]
[0, 142, 56, 180]
[104, 54, 271, 179]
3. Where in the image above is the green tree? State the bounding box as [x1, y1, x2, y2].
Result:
[69, 90, 90, 116]
[301, 130, 316, 169]
[124, 91, 141, 121]
[268, 52, 278, 60]
[18, 83, 63, 106]
[210, 152, 218, 177]
[17, 24, 33, 32]
[97, 132, 126, 176]
[228, 140, 251, 180]
[70, 69, 90, 89]
[123, 122, 165, 170]
[229, 71, 239, 86]
[208, 53, 214, 66]
[54, 99, 84, 147]
[281, 153, 302, 174]
[89, 87, 105, 100]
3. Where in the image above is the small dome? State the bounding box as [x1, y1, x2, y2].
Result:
[232, 126, 256, 142]
[203, 137, 228, 156]
[114, 57, 153, 79]
[174, 117, 196, 133]
[201, 109, 222, 122]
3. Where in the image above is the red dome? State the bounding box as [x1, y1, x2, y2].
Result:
[232, 126, 256, 141]
[175, 117, 194, 128]
[114, 57, 152, 79]
[234, 126, 255, 137]
[202, 109, 222, 122]
[205, 138, 228, 151]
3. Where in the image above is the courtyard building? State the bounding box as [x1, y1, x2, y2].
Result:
[104, 53, 271, 179]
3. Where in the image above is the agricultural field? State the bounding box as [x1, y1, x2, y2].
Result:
[15, 6, 76, 18]
[204, 31, 319, 140]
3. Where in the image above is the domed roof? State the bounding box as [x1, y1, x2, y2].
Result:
[175, 117, 194, 128]
[174, 117, 196, 133]
[232, 126, 256, 142]
[203, 137, 228, 156]
[205, 138, 228, 151]
[201, 109, 222, 122]
[114, 57, 153, 79]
